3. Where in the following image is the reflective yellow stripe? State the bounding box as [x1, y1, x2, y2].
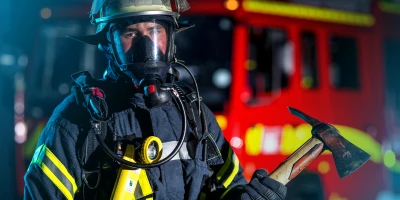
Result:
[223, 154, 239, 188]
[216, 148, 233, 181]
[45, 147, 78, 193]
[41, 163, 73, 200]
[30, 144, 78, 199]
[216, 148, 240, 188]
[137, 170, 153, 199]
[220, 188, 232, 199]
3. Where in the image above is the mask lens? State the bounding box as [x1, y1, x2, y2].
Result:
[112, 20, 170, 65]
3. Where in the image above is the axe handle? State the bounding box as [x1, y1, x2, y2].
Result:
[269, 137, 324, 185]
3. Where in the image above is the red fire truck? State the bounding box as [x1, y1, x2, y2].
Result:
[18, 0, 400, 199]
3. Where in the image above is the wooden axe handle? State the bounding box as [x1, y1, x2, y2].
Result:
[269, 137, 324, 185]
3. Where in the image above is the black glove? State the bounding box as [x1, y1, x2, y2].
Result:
[222, 169, 287, 200]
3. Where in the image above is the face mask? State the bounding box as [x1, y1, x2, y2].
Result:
[111, 19, 174, 83]
[109, 18, 179, 107]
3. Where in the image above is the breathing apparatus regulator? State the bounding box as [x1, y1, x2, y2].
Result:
[70, 0, 203, 199]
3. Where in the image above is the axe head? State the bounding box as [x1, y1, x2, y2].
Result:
[289, 107, 371, 179]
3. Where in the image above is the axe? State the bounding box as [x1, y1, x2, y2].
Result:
[269, 107, 371, 184]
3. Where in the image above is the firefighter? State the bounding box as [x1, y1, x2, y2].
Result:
[24, 0, 287, 199]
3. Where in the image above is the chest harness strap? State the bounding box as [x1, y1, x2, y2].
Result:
[71, 71, 155, 200]
[72, 71, 223, 199]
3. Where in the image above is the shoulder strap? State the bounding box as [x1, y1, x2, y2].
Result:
[71, 71, 113, 192]
[173, 82, 203, 140]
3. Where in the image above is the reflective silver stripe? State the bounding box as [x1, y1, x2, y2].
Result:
[160, 141, 196, 161]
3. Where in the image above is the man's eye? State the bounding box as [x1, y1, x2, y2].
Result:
[124, 32, 137, 38]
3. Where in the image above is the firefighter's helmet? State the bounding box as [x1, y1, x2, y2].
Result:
[69, 0, 193, 45]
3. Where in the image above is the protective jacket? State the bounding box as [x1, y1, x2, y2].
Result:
[24, 71, 247, 200]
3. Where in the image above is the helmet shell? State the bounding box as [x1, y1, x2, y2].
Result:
[92, 0, 182, 34]
[68, 0, 192, 45]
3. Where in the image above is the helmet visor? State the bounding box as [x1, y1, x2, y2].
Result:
[111, 19, 172, 65]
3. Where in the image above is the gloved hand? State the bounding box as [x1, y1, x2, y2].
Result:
[222, 169, 287, 200]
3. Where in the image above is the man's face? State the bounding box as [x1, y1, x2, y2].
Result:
[116, 22, 168, 54]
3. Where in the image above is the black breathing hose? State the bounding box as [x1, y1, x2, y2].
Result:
[174, 60, 202, 119]
[93, 88, 187, 169]
[93, 59, 204, 169]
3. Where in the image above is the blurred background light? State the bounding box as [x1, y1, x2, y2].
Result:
[384, 150, 396, 168]
[301, 76, 314, 89]
[14, 122, 27, 144]
[213, 68, 231, 89]
[0, 54, 15, 66]
[262, 133, 279, 154]
[219, 18, 233, 31]
[224, 0, 239, 11]
[40, 7, 52, 19]
[58, 83, 70, 95]
[318, 161, 330, 174]
[295, 126, 308, 140]
[329, 192, 348, 200]
[215, 115, 228, 131]
[18, 55, 28, 67]
[231, 136, 243, 149]
[14, 102, 24, 114]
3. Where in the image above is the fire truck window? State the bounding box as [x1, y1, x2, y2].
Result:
[301, 31, 318, 89]
[247, 27, 292, 101]
[329, 36, 360, 89]
[175, 17, 233, 112]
